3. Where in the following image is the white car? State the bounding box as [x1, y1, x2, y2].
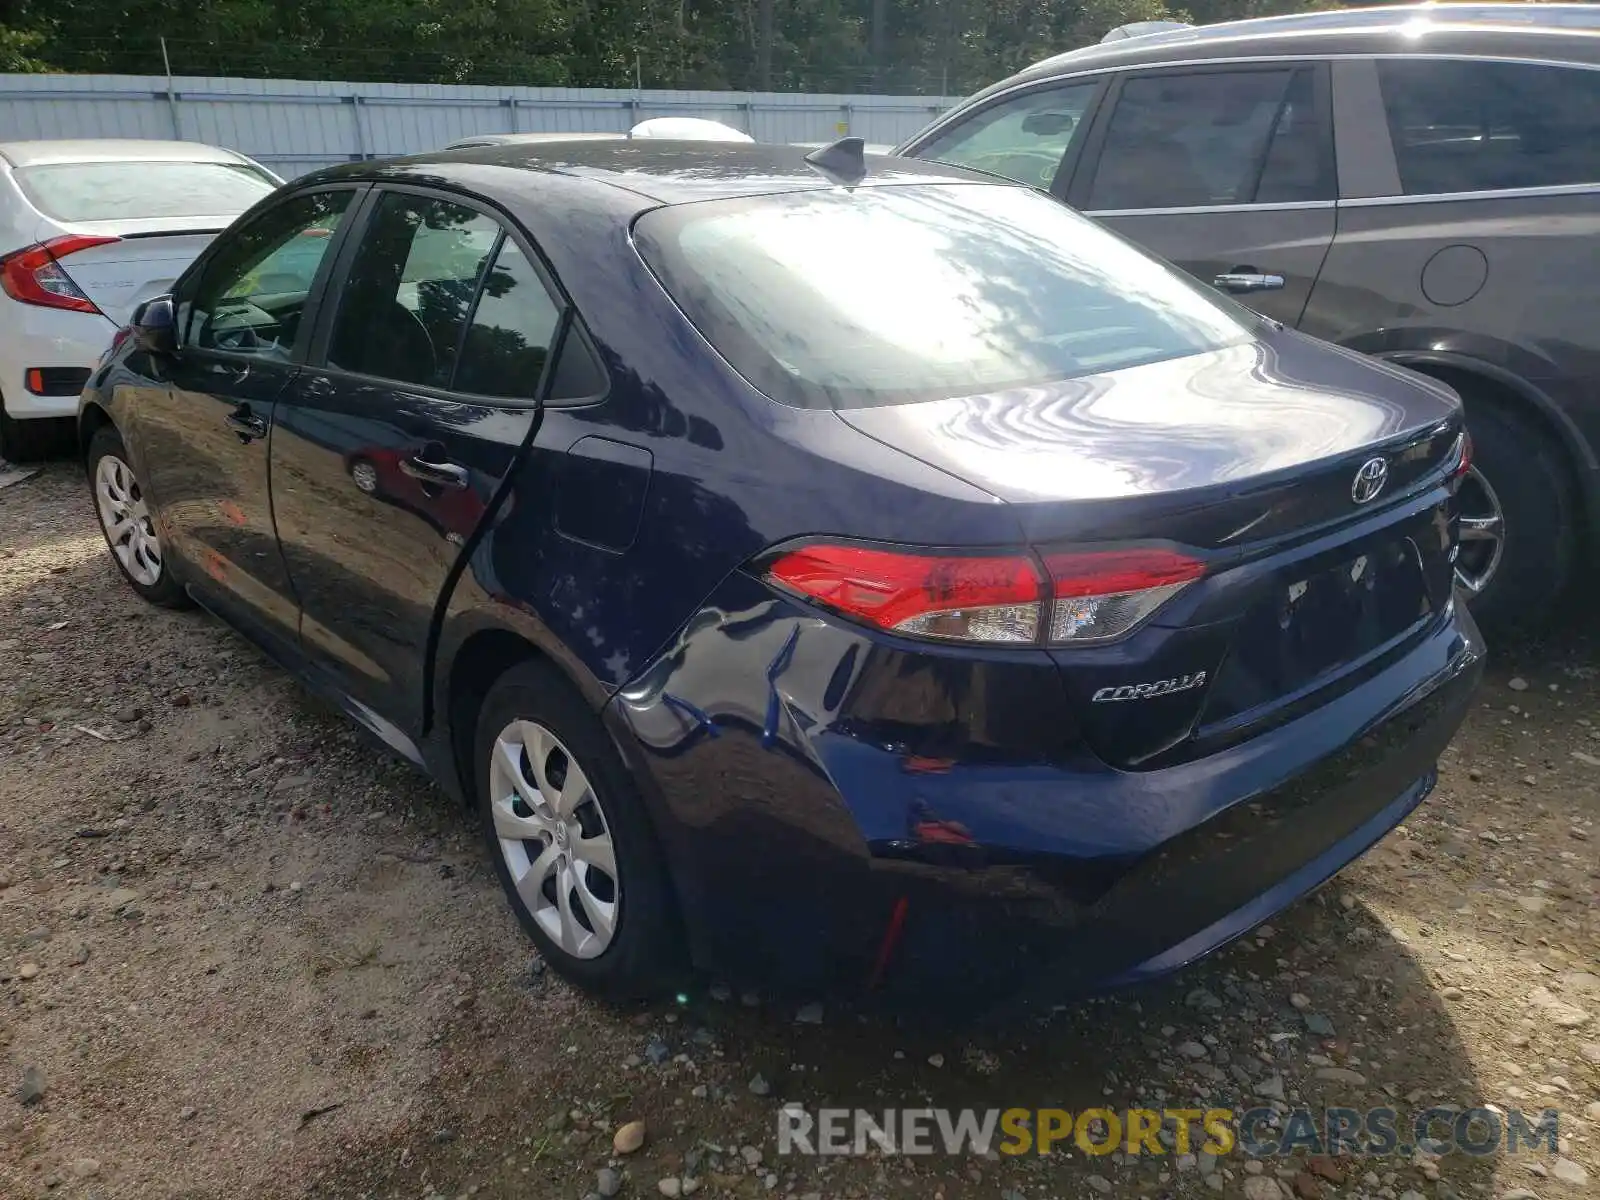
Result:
[0, 139, 282, 460]
[444, 119, 758, 152]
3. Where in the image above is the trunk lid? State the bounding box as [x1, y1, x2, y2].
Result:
[836, 330, 1464, 767]
[834, 332, 1460, 547]
[41, 222, 223, 326]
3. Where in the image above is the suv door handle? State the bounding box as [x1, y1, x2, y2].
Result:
[1213, 268, 1286, 294]
[400, 455, 470, 490]
[224, 406, 267, 441]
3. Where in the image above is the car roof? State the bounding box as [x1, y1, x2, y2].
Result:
[0, 138, 252, 169]
[998, 2, 1600, 90]
[306, 140, 988, 208]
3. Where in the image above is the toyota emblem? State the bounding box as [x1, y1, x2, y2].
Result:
[1351, 456, 1388, 504]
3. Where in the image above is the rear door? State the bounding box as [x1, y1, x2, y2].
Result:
[1066, 62, 1337, 327]
[270, 185, 577, 737]
[132, 186, 357, 638]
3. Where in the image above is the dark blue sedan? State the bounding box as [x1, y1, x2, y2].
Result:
[79, 140, 1482, 1009]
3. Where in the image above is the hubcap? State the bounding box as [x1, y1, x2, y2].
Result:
[487, 720, 620, 959]
[95, 454, 162, 587]
[1454, 464, 1505, 597]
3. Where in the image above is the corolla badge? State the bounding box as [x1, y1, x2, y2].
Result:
[1091, 672, 1208, 703]
[1351, 456, 1389, 505]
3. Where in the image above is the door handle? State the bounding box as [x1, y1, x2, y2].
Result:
[400, 455, 470, 490]
[1213, 268, 1286, 294]
[224, 406, 267, 442]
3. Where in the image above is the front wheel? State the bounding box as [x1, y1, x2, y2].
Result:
[87, 424, 188, 608]
[1455, 396, 1577, 630]
[473, 660, 683, 999]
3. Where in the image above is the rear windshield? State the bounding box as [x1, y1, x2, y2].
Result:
[15, 160, 277, 223]
[633, 183, 1257, 409]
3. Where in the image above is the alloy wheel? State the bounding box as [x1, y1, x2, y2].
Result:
[1454, 464, 1506, 597]
[487, 719, 620, 959]
[95, 454, 163, 587]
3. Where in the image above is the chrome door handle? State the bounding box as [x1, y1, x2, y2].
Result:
[400, 456, 469, 490]
[1213, 271, 1286, 294]
[224, 407, 267, 441]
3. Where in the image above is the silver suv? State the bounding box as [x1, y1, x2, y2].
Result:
[898, 2, 1600, 628]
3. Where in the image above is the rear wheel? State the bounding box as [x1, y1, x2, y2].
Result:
[1454, 394, 1577, 630]
[87, 424, 188, 608]
[473, 660, 683, 999]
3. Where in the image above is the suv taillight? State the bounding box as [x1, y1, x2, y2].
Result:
[763, 541, 1204, 646]
[0, 234, 119, 314]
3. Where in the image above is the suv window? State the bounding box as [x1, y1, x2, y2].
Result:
[1377, 58, 1600, 195]
[916, 83, 1099, 189]
[327, 192, 501, 389]
[1086, 68, 1327, 210]
[182, 189, 353, 358]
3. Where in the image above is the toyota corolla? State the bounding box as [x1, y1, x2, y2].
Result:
[79, 140, 1482, 1009]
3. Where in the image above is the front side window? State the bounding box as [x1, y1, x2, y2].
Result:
[634, 183, 1257, 410]
[1377, 58, 1600, 195]
[182, 189, 353, 359]
[916, 83, 1099, 190]
[327, 192, 502, 389]
[1086, 67, 1328, 210]
[15, 160, 277, 223]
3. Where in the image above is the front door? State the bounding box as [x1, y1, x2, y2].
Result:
[270, 187, 568, 736]
[133, 187, 357, 637]
[1067, 63, 1337, 328]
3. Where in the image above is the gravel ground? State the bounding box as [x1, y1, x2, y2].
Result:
[2, 460, 1597, 1200]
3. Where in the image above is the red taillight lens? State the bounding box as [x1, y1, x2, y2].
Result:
[0, 234, 119, 314]
[765, 543, 1043, 643]
[1449, 430, 1473, 480]
[763, 542, 1204, 646]
[1044, 548, 1206, 643]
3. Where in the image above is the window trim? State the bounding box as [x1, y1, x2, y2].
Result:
[173, 182, 368, 368]
[906, 75, 1113, 198]
[304, 181, 609, 408]
[1063, 60, 1336, 214]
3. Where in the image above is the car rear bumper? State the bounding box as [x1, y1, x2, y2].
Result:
[0, 299, 117, 419]
[607, 577, 1483, 1007]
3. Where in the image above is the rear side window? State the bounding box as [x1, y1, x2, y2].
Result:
[634, 183, 1257, 410]
[1086, 68, 1329, 210]
[916, 83, 1099, 190]
[1377, 58, 1600, 195]
[453, 239, 562, 399]
[15, 160, 276, 222]
[327, 192, 501, 390]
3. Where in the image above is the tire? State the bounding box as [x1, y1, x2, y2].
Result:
[473, 659, 683, 999]
[86, 424, 189, 608]
[0, 404, 66, 463]
[1456, 394, 1578, 631]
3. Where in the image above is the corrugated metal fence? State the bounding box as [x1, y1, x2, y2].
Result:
[0, 74, 960, 177]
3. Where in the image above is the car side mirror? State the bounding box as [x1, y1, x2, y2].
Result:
[130, 295, 177, 354]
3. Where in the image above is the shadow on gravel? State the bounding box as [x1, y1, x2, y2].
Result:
[309, 887, 1502, 1200]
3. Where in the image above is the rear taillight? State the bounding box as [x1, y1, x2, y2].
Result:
[0, 234, 119, 314]
[763, 541, 1204, 646]
[1045, 548, 1206, 643]
[1449, 430, 1473, 481]
[765, 543, 1043, 643]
